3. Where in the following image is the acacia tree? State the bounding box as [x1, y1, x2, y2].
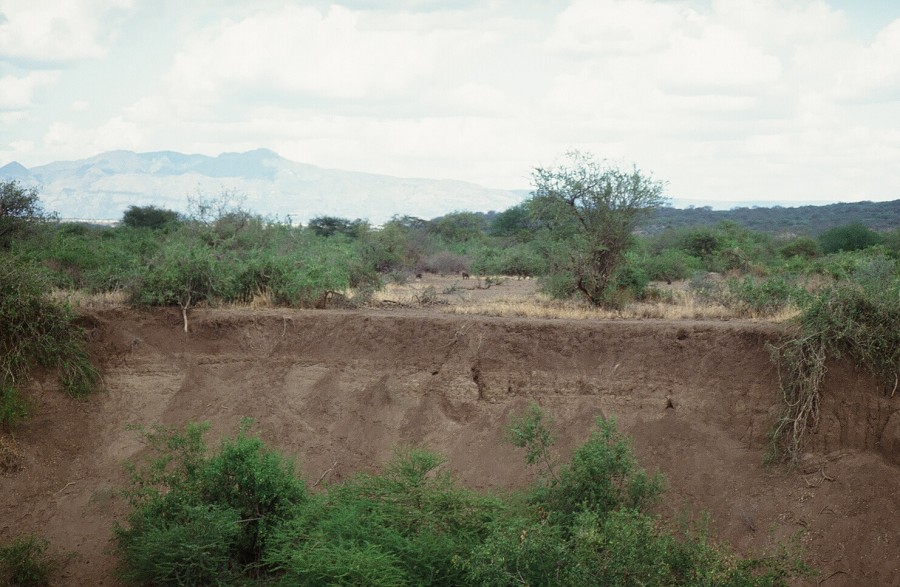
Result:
[122, 205, 180, 230]
[529, 151, 667, 306]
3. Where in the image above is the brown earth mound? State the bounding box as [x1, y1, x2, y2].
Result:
[2, 307, 899, 585]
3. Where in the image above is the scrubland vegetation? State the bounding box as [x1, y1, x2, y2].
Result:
[111, 413, 807, 586]
[1, 154, 899, 584]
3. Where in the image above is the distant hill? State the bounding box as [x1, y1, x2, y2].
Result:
[0, 149, 524, 224]
[641, 200, 900, 235]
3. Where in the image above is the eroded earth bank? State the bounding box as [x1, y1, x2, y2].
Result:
[3, 308, 899, 585]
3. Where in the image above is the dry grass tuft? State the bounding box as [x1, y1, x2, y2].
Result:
[0, 433, 24, 474]
[247, 287, 275, 309]
[442, 288, 800, 322]
[47, 288, 128, 310]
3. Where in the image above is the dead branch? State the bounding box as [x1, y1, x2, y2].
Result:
[314, 461, 338, 487]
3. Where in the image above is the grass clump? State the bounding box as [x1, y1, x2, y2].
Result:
[115, 412, 808, 586]
[0, 259, 98, 403]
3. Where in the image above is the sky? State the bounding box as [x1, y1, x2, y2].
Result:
[2, 0, 900, 207]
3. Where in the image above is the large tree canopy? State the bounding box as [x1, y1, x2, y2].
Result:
[529, 151, 667, 306]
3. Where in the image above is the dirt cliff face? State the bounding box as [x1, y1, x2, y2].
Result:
[2, 307, 898, 585]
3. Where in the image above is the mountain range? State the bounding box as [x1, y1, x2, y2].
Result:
[0, 149, 524, 224]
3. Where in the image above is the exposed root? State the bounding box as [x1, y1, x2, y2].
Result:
[767, 332, 827, 464]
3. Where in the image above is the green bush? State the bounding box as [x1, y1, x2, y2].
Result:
[819, 222, 883, 254]
[643, 249, 702, 282]
[0, 536, 58, 587]
[533, 416, 664, 528]
[779, 236, 820, 260]
[471, 243, 544, 278]
[122, 205, 180, 231]
[116, 421, 307, 585]
[270, 446, 504, 586]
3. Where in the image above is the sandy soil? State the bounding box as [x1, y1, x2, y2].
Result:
[2, 283, 899, 585]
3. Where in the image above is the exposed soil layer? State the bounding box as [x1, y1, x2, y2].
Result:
[2, 307, 899, 585]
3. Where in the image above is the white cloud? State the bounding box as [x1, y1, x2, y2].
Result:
[0, 70, 58, 109]
[166, 5, 438, 109]
[834, 19, 900, 101]
[657, 24, 783, 94]
[44, 116, 142, 153]
[548, 0, 688, 55]
[0, 0, 132, 62]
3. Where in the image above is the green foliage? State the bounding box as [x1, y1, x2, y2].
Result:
[116, 421, 307, 585]
[654, 222, 776, 274]
[472, 242, 544, 278]
[122, 205, 180, 230]
[529, 151, 667, 307]
[678, 226, 723, 260]
[489, 203, 538, 240]
[130, 238, 219, 325]
[0, 535, 58, 587]
[778, 236, 820, 259]
[270, 446, 503, 586]
[506, 404, 558, 477]
[465, 408, 805, 586]
[308, 216, 367, 238]
[819, 222, 883, 254]
[114, 412, 808, 586]
[27, 224, 157, 291]
[642, 248, 703, 282]
[883, 228, 900, 258]
[0, 181, 53, 250]
[0, 258, 98, 399]
[428, 211, 489, 244]
[643, 199, 900, 235]
[725, 276, 810, 317]
[536, 416, 664, 527]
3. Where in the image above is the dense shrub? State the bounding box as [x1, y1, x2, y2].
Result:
[725, 276, 810, 317]
[115, 414, 808, 586]
[471, 243, 544, 278]
[421, 251, 470, 275]
[122, 205, 180, 230]
[116, 421, 307, 585]
[0, 535, 67, 587]
[269, 446, 504, 586]
[642, 249, 702, 282]
[779, 236, 820, 259]
[819, 222, 883, 254]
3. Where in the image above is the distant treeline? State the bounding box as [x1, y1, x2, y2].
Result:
[640, 199, 900, 235]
